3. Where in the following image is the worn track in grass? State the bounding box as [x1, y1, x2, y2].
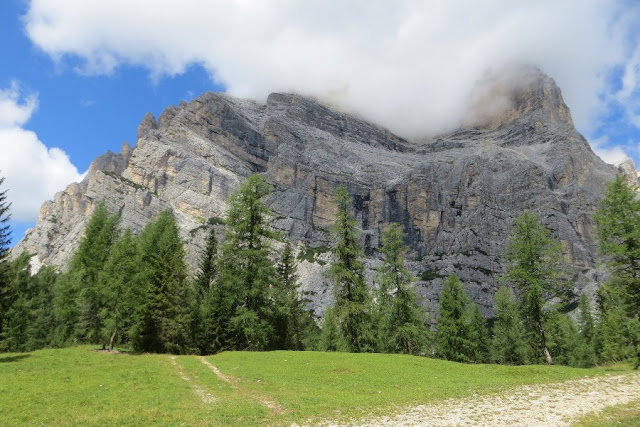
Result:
[325, 373, 640, 426]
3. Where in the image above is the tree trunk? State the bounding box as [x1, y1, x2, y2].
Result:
[537, 319, 553, 365]
[406, 338, 413, 356]
[108, 326, 117, 351]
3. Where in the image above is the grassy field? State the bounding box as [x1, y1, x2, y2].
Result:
[0, 346, 633, 426]
[574, 400, 640, 427]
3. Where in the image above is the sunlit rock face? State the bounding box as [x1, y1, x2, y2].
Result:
[14, 65, 617, 318]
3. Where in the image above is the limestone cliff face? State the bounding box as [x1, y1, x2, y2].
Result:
[14, 66, 617, 318]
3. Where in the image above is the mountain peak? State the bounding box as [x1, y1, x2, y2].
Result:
[463, 64, 573, 130]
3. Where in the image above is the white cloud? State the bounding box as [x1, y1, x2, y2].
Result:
[594, 145, 631, 166]
[23, 0, 639, 140]
[0, 82, 38, 128]
[0, 83, 84, 222]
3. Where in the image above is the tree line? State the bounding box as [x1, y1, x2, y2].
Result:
[0, 172, 639, 369]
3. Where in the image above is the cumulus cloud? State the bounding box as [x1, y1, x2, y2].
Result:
[23, 0, 638, 141]
[593, 143, 631, 166]
[0, 83, 84, 222]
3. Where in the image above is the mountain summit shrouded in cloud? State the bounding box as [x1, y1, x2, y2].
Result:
[24, 0, 639, 140]
[1, 0, 638, 238]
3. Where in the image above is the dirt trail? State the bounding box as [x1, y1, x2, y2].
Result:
[326, 373, 640, 426]
[169, 356, 216, 405]
[198, 356, 285, 413]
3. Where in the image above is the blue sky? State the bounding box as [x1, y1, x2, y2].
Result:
[0, 0, 222, 242]
[1, 0, 639, 246]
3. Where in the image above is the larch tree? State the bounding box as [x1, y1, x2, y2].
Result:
[0, 174, 11, 341]
[193, 226, 218, 354]
[502, 211, 564, 365]
[435, 274, 473, 362]
[0, 252, 32, 351]
[72, 202, 121, 343]
[573, 293, 597, 367]
[594, 174, 640, 368]
[1, 255, 57, 352]
[274, 240, 316, 350]
[328, 185, 374, 353]
[211, 174, 280, 352]
[376, 223, 425, 355]
[595, 280, 638, 363]
[467, 303, 490, 363]
[0, 175, 10, 261]
[546, 311, 581, 366]
[491, 287, 528, 365]
[195, 226, 219, 297]
[97, 229, 140, 351]
[131, 211, 192, 354]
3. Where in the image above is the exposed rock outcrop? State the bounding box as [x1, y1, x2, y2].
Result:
[14, 65, 618, 319]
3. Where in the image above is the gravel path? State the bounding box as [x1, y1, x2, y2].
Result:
[328, 373, 640, 426]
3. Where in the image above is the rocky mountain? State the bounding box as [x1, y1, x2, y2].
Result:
[13, 66, 620, 318]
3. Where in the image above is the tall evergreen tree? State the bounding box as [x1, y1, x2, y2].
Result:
[467, 304, 490, 363]
[0, 252, 32, 351]
[72, 202, 121, 343]
[595, 282, 637, 363]
[503, 211, 564, 365]
[328, 185, 374, 353]
[435, 274, 474, 362]
[0, 175, 10, 261]
[131, 211, 192, 354]
[0, 174, 12, 341]
[0, 253, 57, 352]
[319, 307, 345, 351]
[27, 265, 58, 350]
[546, 310, 581, 366]
[194, 226, 218, 354]
[595, 174, 640, 367]
[572, 293, 597, 367]
[376, 223, 426, 355]
[274, 240, 317, 350]
[97, 229, 140, 350]
[195, 226, 218, 297]
[211, 174, 279, 351]
[491, 287, 528, 364]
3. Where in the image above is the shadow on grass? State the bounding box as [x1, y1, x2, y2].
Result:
[0, 354, 31, 363]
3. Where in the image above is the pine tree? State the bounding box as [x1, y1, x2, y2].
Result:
[503, 211, 564, 365]
[572, 293, 597, 367]
[546, 310, 581, 366]
[376, 223, 426, 355]
[274, 240, 317, 350]
[595, 282, 637, 363]
[193, 226, 218, 354]
[195, 226, 218, 297]
[0, 252, 32, 351]
[131, 211, 192, 354]
[467, 304, 490, 363]
[0, 252, 57, 352]
[97, 229, 140, 350]
[491, 287, 528, 364]
[210, 174, 279, 351]
[328, 185, 374, 353]
[27, 265, 58, 350]
[0, 175, 10, 261]
[435, 274, 473, 362]
[72, 202, 121, 343]
[594, 175, 640, 368]
[0, 174, 12, 341]
[319, 307, 345, 351]
[52, 271, 80, 345]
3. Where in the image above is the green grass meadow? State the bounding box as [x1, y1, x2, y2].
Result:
[0, 346, 634, 425]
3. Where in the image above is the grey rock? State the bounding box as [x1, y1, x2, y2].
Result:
[13, 65, 618, 319]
